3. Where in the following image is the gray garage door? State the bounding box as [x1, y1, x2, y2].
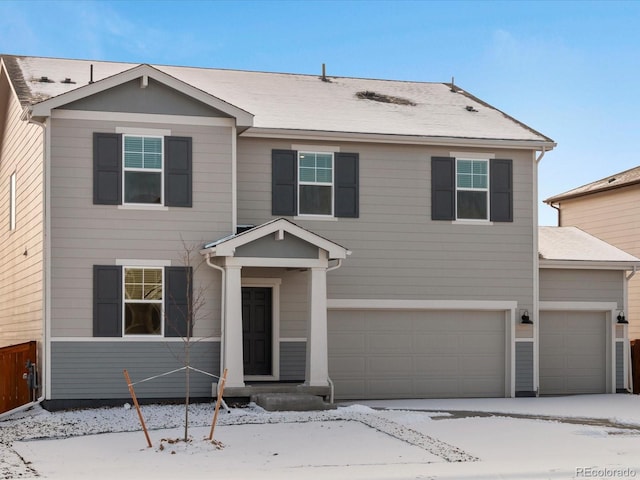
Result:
[328, 310, 506, 399]
[539, 311, 607, 395]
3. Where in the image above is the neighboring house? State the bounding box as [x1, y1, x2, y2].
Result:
[0, 54, 637, 410]
[544, 167, 640, 340]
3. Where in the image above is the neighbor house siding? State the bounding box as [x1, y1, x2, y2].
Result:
[0, 75, 44, 349]
[49, 117, 232, 338]
[539, 269, 624, 307]
[50, 341, 219, 399]
[237, 137, 536, 308]
[557, 187, 640, 339]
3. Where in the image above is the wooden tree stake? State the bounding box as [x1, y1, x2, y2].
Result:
[123, 369, 152, 448]
[208, 368, 228, 441]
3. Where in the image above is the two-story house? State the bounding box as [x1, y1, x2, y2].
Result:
[1, 54, 637, 411]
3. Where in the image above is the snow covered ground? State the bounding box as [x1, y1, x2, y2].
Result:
[2, 394, 640, 479]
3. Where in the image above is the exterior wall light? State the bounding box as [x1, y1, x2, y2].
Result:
[521, 310, 533, 324]
[617, 311, 628, 324]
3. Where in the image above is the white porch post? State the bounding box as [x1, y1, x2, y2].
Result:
[306, 266, 329, 386]
[223, 265, 245, 388]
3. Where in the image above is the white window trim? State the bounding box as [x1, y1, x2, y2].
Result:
[455, 157, 490, 221]
[297, 151, 335, 218]
[123, 265, 165, 337]
[9, 172, 16, 231]
[122, 134, 165, 207]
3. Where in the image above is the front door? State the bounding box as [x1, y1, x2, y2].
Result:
[242, 287, 273, 376]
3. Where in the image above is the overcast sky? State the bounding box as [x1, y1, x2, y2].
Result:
[2, 0, 638, 226]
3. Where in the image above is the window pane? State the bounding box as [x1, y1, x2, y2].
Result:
[457, 191, 487, 219]
[300, 185, 332, 215]
[124, 152, 143, 169]
[315, 154, 332, 168]
[473, 175, 488, 189]
[299, 167, 316, 182]
[125, 136, 143, 152]
[457, 174, 472, 188]
[472, 161, 487, 175]
[125, 303, 161, 335]
[299, 154, 316, 169]
[143, 137, 162, 154]
[457, 160, 472, 174]
[125, 172, 161, 204]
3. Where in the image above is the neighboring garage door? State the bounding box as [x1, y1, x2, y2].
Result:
[328, 310, 506, 399]
[539, 311, 607, 395]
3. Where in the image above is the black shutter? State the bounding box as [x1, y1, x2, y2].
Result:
[93, 265, 122, 337]
[490, 159, 513, 222]
[431, 157, 455, 220]
[165, 266, 193, 337]
[165, 136, 192, 207]
[93, 133, 122, 205]
[272, 149, 297, 216]
[334, 152, 359, 218]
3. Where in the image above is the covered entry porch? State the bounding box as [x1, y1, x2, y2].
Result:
[200, 219, 350, 398]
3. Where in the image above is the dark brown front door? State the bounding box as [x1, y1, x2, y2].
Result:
[242, 287, 273, 376]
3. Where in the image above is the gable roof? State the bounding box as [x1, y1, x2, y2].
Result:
[538, 226, 640, 269]
[201, 218, 350, 260]
[24, 62, 254, 128]
[544, 165, 640, 204]
[2, 54, 555, 149]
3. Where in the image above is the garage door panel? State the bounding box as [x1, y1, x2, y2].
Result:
[331, 334, 365, 354]
[539, 311, 606, 395]
[368, 334, 413, 352]
[328, 356, 365, 374]
[329, 310, 505, 399]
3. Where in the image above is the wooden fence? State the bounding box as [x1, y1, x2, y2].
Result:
[0, 341, 37, 414]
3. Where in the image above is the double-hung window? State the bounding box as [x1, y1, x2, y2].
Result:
[431, 156, 512, 222]
[93, 132, 192, 207]
[271, 149, 359, 218]
[124, 267, 163, 335]
[123, 136, 163, 205]
[456, 159, 489, 220]
[298, 152, 334, 216]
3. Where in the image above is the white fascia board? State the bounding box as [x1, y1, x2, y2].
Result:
[52, 109, 236, 127]
[539, 260, 640, 270]
[30, 64, 254, 127]
[328, 299, 518, 310]
[207, 218, 349, 259]
[242, 128, 557, 151]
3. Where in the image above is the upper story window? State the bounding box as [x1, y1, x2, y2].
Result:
[272, 149, 359, 218]
[456, 159, 489, 220]
[123, 136, 163, 205]
[298, 152, 334, 216]
[9, 172, 16, 231]
[431, 156, 512, 223]
[94, 132, 192, 208]
[124, 267, 163, 335]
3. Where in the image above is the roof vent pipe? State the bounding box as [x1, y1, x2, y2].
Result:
[321, 63, 331, 83]
[89, 64, 94, 84]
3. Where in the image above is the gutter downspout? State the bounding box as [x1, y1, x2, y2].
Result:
[205, 253, 226, 396]
[625, 266, 637, 393]
[23, 109, 48, 409]
[532, 148, 547, 396]
[325, 258, 345, 404]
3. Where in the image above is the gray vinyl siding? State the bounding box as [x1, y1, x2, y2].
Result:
[0, 75, 44, 348]
[515, 342, 534, 393]
[279, 341, 306, 381]
[49, 117, 231, 337]
[616, 341, 624, 390]
[50, 341, 219, 399]
[539, 269, 624, 307]
[235, 233, 319, 259]
[237, 138, 536, 307]
[65, 79, 229, 117]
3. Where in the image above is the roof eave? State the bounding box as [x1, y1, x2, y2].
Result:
[544, 180, 640, 204]
[241, 127, 556, 150]
[539, 259, 640, 270]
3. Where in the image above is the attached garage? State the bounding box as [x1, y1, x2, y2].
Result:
[328, 308, 509, 399]
[539, 310, 608, 395]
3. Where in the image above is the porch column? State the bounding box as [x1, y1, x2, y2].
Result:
[306, 266, 329, 386]
[223, 265, 245, 388]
